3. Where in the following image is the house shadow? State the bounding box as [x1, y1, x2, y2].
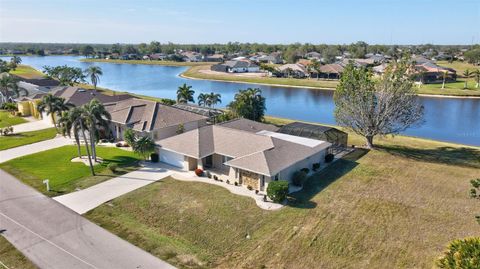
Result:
[287, 149, 368, 209]
[376, 144, 480, 169]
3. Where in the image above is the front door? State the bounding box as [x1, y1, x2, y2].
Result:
[204, 155, 213, 168]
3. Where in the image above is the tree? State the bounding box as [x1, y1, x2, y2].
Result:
[37, 95, 74, 132]
[176, 83, 195, 103]
[308, 59, 321, 79]
[43, 65, 86, 86]
[441, 71, 447, 89]
[463, 69, 472, 89]
[0, 59, 12, 73]
[111, 43, 122, 54]
[436, 237, 480, 269]
[473, 69, 480, 89]
[207, 92, 221, 108]
[82, 99, 111, 161]
[470, 178, 480, 224]
[197, 93, 209, 107]
[266, 180, 289, 203]
[333, 62, 424, 149]
[9, 56, 22, 70]
[228, 88, 266, 121]
[58, 108, 83, 159]
[85, 66, 103, 89]
[81, 45, 95, 58]
[464, 48, 480, 64]
[0, 75, 24, 103]
[123, 128, 137, 146]
[133, 136, 156, 160]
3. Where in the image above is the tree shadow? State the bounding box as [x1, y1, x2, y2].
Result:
[288, 149, 368, 209]
[376, 144, 480, 169]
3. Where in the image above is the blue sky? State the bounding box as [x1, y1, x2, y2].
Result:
[0, 0, 479, 44]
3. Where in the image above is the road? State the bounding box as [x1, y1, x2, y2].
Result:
[0, 169, 175, 269]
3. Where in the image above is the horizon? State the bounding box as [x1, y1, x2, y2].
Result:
[1, 0, 479, 45]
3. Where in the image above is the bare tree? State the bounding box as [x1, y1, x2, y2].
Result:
[334, 61, 424, 148]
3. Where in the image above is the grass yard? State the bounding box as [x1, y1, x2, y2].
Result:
[80, 58, 213, 66]
[0, 236, 37, 269]
[437, 60, 479, 75]
[0, 128, 57, 150]
[85, 131, 480, 269]
[0, 145, 141, 196]
[0, 111, 27, 128]
[9, 64, 44, 79]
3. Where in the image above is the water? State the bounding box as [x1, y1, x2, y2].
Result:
[6, 55, 480, 146]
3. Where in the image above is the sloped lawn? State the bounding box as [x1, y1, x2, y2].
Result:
[0, 111, 27, 128]
[0, 128, 57, 150]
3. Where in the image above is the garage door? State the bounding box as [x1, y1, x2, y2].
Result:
[159, 149, 185, 169]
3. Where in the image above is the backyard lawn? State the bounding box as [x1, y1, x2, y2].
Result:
[85, 132, 480, 269]
[0, 128, 57, 150]
[0, 236, 37, 269]
[0, 145, 141, 196]
[0, 111, 27, 128]
[9, 64, 44, 79]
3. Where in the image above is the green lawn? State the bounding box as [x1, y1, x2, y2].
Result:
[0, 236, 37, 269]
[80, 58, 213, 66]
[0, 145, 141, 196]
[0, 128, 57, 150]
[85, 131, 480, 269]
[0, 111, 27, 128]
[9, 64, 44, 79]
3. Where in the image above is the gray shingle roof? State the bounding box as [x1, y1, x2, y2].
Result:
[219, 118, 279, 133]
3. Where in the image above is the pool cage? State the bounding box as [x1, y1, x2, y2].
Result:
[278, 122, 348, 148]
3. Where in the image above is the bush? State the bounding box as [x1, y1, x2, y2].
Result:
[300, 168, 310, 174]
[107, 163, 118, 173]
[150, 153, 159, 163]
[255, 190, 259, 194]
[226, 179, 230, 184]
[325, 153, 334, 163]
[247, 185, 253, 191]
[0, 126, 13, 136]
[436, 237, 480, 269]
[115, 142, 122, 147]
[267, 180, 289, 203]
[123, 128, 137, 147]
[312, 163, 320, 171]
[234, 182, 238, 186]
[213, 175, 218, 181]
[205, 171, 212, 178]
[292, 171, 307, 187]
[195, 168, 203, 177]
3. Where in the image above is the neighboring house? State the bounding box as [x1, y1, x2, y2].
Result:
[318, 63, 345, 79]
[156, 125, 331, 191]
[203, 54, 225, 62]
[104, 98, 208, 141]
[412, 62, 457, 84]
[218, 118, 280, 133]
[277, 63, 309, 78]
[173, 103, 224, 122]
[182, 51, 203, 62]
[144, 53, 167, 61]
[305, 51, 322, 60]
[211, 60, 260, 73]
[372, 63, 389, 75]
[257, 53, 283, 64]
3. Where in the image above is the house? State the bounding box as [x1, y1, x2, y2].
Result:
[257, 53, 283, 64]
[211, 60, 260, 73]
[173, 103, 224, 122]
[412, 62, 457, 84]
[218, 118, 280, 133]
[104, 98, 208, 141]
[305, 51, 322, 60]
[318, 63, 345, 79]
[156, 124, 331, 191]
[182, 51, 203, 62]
[143, 53, 167, 61]
[203, 54, 225, 62]
[277, 63, 309, 78]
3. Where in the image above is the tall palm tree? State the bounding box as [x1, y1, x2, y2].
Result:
[0, 75, 22, 102]
[9, 56, 21, 70]
[441, 71, 447, 89]
[197, 93, 209, 107]
[82, 99, 111, 161]
[85, 66, 103, 89]
[208, 92, 221, 108]
[37, 95, 73, 132]
[176, 83, 195, 103]
[473, 69, 480, 89]
[463, 69, 471, 89]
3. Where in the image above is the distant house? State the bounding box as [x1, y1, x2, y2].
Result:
[203, 54, 225, 62]
[412, 62, 457, 84]
[277, 63, 309, 78]
[120, 54, 139, 60]
[211, 60, 260, 73]
[104, 98, 208, 141]
[182, 52, 203, 62]
[257, 53, 283, 64]
[305, 51, 322, 60]
[319, 63, 344, 79]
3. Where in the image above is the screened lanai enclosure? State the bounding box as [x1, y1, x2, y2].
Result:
[278, 122, 348, 147]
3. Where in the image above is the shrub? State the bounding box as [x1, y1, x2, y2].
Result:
[312, 163, 320, 171]
[213, 175, 218, 181]
[267, 180, 289, 203]
[205, 171, 212, 178]
[234, 182, 238, 186]
[226, 179, 230, 184]
[325, 153, 334, 163]
[107, 163, 118, 173]
[255, 190, 259, 194]
[292, 171, 307, 187]
[115, 142, 122, 147]
[247, 185, 253, 191]
[195, 168, 203, 177]
[300, 168, 310, 174]
[123, 128, 137, 147]
[436, 237, 480, 269]
[150, 153, 159, 163]
[15, 111, 22, 117]
[0, 126, 13, 136]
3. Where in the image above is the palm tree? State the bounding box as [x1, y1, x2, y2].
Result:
[9, 56, 21, 70]
[463, 69, 471, 89]
[133, 136, 156, 160]
[85, 66, 103, 89]
[82, 99, 112, 161]
[473, 69, 480, 89]
[441, 71, 447, 89]
[309, 59, 321, 80]
[176, 83, 195, 103]
[37, 95, 73, 132]
[208, 92, 221, 108]
[197, 93, 209, 107]
[0, 75, 20, 102]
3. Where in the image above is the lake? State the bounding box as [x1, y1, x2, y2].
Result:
[5, 55, 480, 146]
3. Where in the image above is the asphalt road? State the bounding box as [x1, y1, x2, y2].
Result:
[0, 169, 175, 269]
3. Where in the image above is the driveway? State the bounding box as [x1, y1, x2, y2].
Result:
[0, 136, 72, 163]
[0, 169, 174, 269]
[13, 120, 54, 133]
[54, 162, 175, 214]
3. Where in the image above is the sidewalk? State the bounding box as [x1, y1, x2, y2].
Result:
[13, 120, 54, 133]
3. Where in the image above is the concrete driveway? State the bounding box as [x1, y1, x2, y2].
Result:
[13, 120, 54, 133]
[0, 136, 72, 163]
[54, 162, 175, 214]
[0, 169, 175, 269]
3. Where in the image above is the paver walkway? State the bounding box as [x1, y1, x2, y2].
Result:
[54, 162, 175, 214]
[0, 136, 72, 163]
[0, 169, 174, 269]
[13, 120, 54, 133]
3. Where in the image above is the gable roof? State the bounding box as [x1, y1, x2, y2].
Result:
[105, 98, 208, 132]
[319, 63, 344, 74]
[49, 86, 134, 107]
[277, 63, 308, 73]
[218, 118, 279, 133]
